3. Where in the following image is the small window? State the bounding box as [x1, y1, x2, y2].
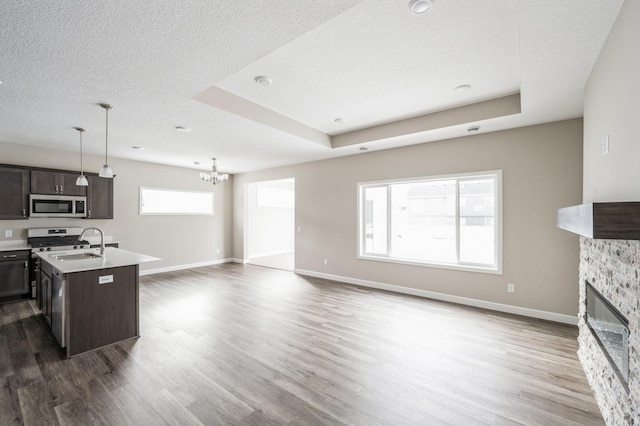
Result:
[358, 170, 502, 274]
[139, 187, 214, 215]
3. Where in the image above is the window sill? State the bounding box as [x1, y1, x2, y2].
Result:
[358, 254, 502, 275]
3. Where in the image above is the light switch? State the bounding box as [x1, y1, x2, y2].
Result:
[602, 135, 609, 155]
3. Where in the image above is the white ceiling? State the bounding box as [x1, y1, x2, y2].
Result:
[0, 0, 625, 174]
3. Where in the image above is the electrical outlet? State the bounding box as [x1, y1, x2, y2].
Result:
[507, 283, 515, 293]
[323, 259, 328, 266]
[216, 248, 220, 254]
[297, 226, 301, 232]
[5, 230, 12, 238]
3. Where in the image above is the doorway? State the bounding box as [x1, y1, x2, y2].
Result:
[247, 178, 295, 271]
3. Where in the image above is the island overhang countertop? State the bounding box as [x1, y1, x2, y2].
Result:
[36, 247, 160, 273]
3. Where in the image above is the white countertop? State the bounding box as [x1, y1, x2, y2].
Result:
[0, 241, 30, 251]
[36, 247, 161, 274]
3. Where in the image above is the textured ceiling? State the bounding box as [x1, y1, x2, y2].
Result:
[0, 0, 625, 174]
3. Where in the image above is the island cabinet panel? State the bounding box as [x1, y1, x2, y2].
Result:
[66, 265, 138, 357]
[0, 166, 29, 219]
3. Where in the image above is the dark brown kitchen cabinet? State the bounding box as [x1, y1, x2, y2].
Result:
[31, 170, 86, 196]
[66, 265, 138, 357]
[0, 166, 29, 219]
[0, 250, 30, 299]
[86, 175, 114, 219]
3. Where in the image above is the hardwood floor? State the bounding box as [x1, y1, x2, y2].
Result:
[248, 252, 295, 271]
[1, 263, 604, 425]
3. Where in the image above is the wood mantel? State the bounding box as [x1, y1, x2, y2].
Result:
[557, 202, 640, 240]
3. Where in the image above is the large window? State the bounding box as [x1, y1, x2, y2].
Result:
[358, 170, 501, 273]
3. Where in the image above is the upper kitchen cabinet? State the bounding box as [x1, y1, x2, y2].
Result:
[86, 175, 113, 219]
[0, 166, 29, 219]
[31, 170, 86, 196]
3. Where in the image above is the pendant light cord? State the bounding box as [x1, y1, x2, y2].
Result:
[80, 130, 84, 174]
[105, 106, 109, 163]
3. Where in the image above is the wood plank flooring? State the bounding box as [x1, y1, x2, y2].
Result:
[1, 263, 604, 425]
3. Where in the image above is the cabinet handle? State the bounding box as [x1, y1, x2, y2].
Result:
[60, 185, 63, 193]
[88, 209, 91, 218]
[3, 254, 17, 259]
[55, 184, 59, 193]
[23, 209, 26, 217]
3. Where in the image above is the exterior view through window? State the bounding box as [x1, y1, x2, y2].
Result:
[139, 187, 214, 215]
[358, 170, 501, 273]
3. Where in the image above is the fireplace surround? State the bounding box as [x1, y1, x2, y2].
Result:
[558, 203, 640, 425]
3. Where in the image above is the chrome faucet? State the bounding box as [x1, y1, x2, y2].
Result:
[79, 227, 105, 256]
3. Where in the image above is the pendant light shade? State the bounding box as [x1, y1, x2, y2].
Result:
[99, 103, 114, 178]
[74, 127, 89, 186]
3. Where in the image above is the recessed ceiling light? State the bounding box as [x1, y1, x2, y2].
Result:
[194, 161, 200, 165]
[132, 146, 145, 150]
[359, 147, 368, 151]
[334, 118, 346, 124]
[175, 126, 191, 132]
[455, 84, 471, 92]
[467, 126, 481, 132]
[254, 76, 272, 86]
[408, 0, 434, 14]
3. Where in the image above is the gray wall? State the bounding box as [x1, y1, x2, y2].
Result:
[233, 119, 584, 317]
[0, 141, 232, 272]
[583, 0, 640, 202]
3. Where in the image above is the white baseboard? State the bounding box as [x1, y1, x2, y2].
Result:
[140, 259, 233, 276]
[294, 268, 577, 325]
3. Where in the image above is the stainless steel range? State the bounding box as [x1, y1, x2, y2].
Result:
[28, 227, 90, 253]
[27, 227, 90, 300]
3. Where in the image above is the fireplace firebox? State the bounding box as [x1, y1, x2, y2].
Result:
[585, 281, 630, 390]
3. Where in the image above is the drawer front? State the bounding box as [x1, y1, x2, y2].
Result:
[1, 250, 30, 261]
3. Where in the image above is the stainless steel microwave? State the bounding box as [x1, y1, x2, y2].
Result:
[29, 194, 87, 218]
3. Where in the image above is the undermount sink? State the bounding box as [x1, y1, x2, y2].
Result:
[51, 253, 103, 261]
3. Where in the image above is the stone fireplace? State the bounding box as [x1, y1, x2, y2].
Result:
[558, 203, 640, 425]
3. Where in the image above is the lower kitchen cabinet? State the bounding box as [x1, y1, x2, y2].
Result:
[0, 250, 30, 299]
[66, 265, 138, 357]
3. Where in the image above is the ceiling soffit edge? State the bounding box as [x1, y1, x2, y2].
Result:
[194, 89, 521, 150]
[193, 86, 331, 148]
[331, 93, 522, 148]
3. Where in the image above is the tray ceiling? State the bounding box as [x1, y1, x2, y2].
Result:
[0, 0, 625, 173]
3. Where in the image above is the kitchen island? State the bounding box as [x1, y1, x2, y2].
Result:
[36, 247, 159, 358]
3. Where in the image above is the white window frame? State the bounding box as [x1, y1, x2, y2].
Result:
[357, 170, 502, 274]
[139, 187, 214, 216]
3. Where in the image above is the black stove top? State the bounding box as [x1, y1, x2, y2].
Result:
[27, 227, 90, 251]
[29, 239, 90, 248]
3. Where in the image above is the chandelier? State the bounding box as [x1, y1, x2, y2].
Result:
[200, 158, 229, 185]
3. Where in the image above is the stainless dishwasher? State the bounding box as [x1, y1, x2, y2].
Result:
[40, 259, 53, 325]
[51, 268, 66, 348]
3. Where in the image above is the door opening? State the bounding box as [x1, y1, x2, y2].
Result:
[246, 178, 295, 271]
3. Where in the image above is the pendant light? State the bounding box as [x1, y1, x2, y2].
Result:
[98, 103, 114, 178]
[74, 127, 89, 186]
